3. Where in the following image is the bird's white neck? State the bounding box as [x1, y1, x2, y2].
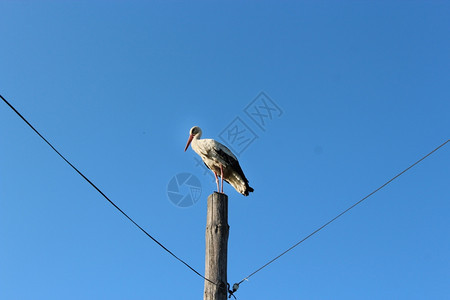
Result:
[190, 134, 203, 155]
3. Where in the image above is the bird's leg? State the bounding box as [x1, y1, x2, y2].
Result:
[213, 171, 220, 193]
[220, 164, 224, 194]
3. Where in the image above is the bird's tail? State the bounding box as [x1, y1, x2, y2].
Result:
[227, 176, 254, 196]
[243, 184, 254, 196]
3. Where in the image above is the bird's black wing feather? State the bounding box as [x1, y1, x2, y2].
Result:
[215, 148, 249, 184]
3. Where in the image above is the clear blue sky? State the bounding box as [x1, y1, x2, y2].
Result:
[1, 1, 449, 299]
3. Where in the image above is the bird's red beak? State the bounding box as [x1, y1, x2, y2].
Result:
[184, 134, 194, 152]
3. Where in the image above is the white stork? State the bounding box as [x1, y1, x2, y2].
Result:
[184, 126, 254, 196]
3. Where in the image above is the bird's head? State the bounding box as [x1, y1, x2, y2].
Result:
[184, 126, 202, 151]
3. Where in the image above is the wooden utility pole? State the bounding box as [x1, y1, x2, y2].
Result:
[204, 192, 229, 300]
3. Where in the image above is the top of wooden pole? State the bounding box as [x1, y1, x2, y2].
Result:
[206, 192, 228, 224]
[208, 192, 228, 201]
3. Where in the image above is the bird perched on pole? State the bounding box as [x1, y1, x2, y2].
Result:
[184, 126, 254, 196]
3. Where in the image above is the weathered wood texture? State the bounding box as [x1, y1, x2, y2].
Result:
[204, 192, 229, 300]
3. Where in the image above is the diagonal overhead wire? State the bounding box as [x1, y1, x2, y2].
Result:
[234, 138, 449, 287]
[0, 94, 216, 286]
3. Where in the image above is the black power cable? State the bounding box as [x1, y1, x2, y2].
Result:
[0, 94, 217, 286]
[233, 138, 449, 290]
